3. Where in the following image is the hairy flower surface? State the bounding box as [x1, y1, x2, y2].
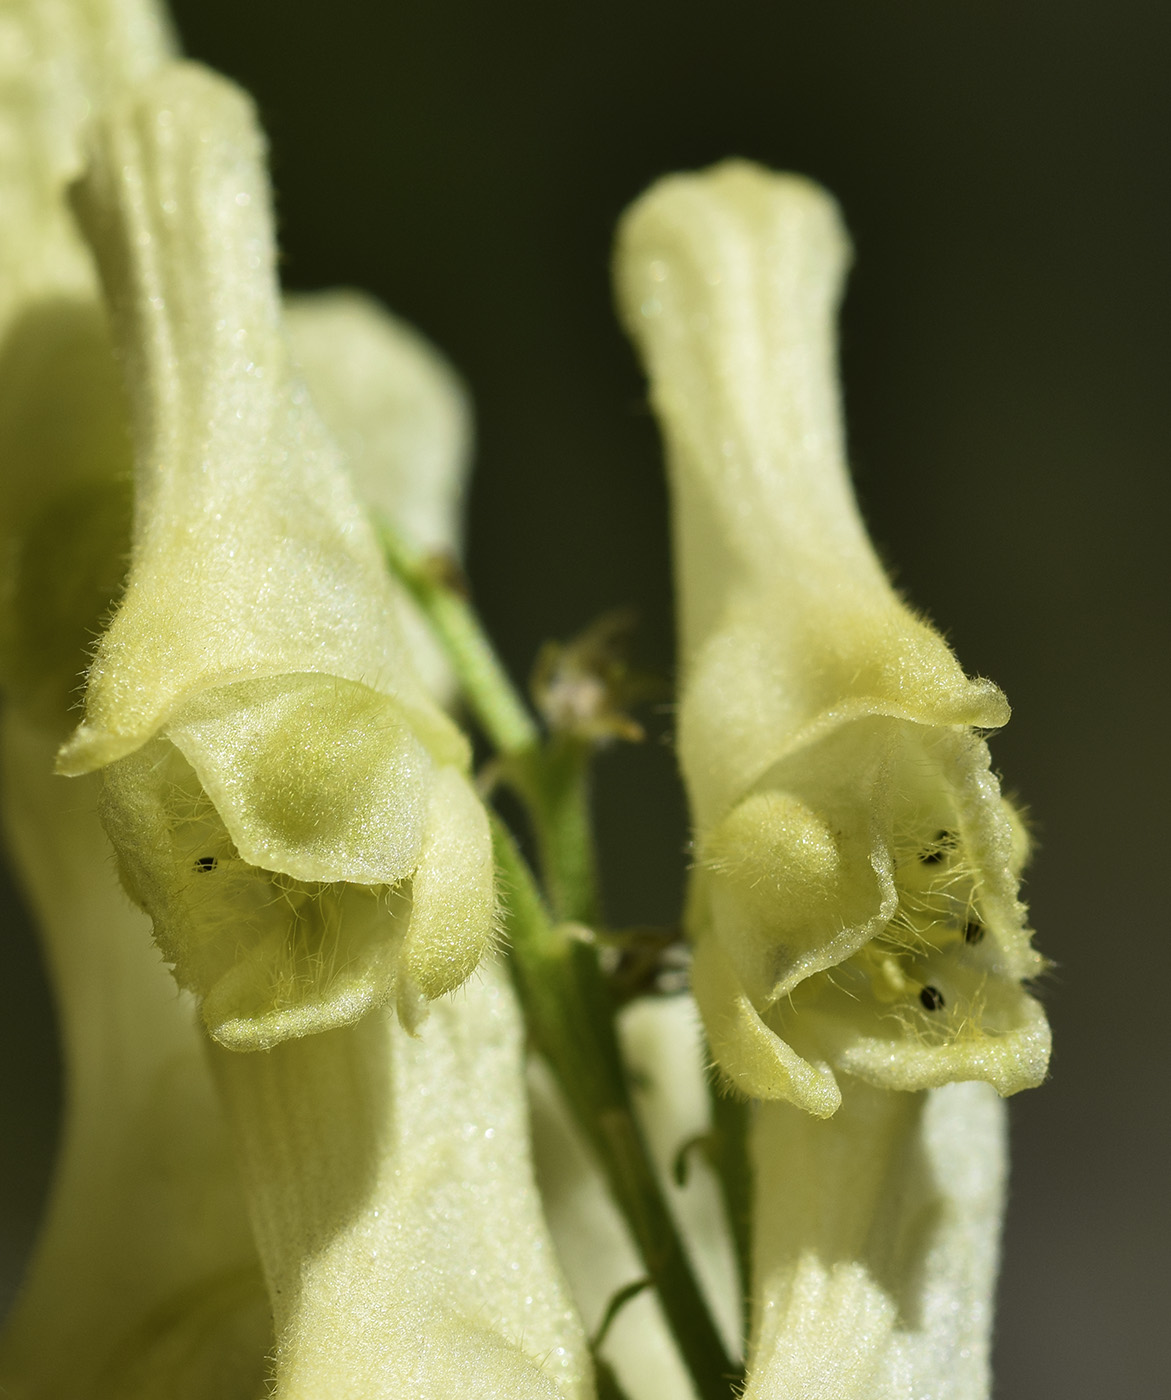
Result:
[0, 718, 271, 1400]
[0, 0, 172, 333]
[0, 11, 590, 1395]
[616, 161, 1050, 1118]
[614, 160, 1052, 1399]
[0, 0, 169, 732]
[285, 291, 473, 705]
[58, 62, 495, 1048]
[211, 965, 591, 1400]
[0, 3, 1056, 1393]
[744, 1081, 1006, 1400]
[0, 9, 273, 1395]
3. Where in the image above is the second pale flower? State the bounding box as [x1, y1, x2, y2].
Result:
[615, 161, 1050, 1117]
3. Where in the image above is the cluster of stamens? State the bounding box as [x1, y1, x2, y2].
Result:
[847, 825, 988, 1031]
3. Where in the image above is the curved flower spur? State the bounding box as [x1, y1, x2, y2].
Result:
[615, 162, 1050, 1120]
[59, 61, 496, 1049]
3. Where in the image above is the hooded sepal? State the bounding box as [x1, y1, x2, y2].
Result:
[60, 62, 494, 1044]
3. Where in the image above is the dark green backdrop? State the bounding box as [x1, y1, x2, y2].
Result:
[3, 2, 1168, 1396]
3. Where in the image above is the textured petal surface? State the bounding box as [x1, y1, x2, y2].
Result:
[690, 930, 841, 1117]
[285, 291, 473, 704]
[0, 0, 171, 729]
[745, 1082, 1005, 1400]
[211, 962, 592, 1400]
[0, 13, 271, 1396]
[0, 718, 269, 1400]
[0, 0, 172, 333]
[398, 766, 497, 1007]
[54, 62, 493, 1042]
[167, 675, 433, 886]
[59, 63, 461, 775]
[615, 162, 1006, 828]
[285, 290, 471, 557]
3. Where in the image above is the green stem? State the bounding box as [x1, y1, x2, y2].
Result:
[383, 522, 737, 1393]
[495, 821, 741, 1400]
[377, 519, 538, 757]
[708, 1086, 753, 1321]
[592, 1278, 652, 1353]
[594, 1358, 636, 1400]
[512, 735, 601, 925]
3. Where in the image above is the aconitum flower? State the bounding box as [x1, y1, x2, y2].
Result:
[616, 162, 1050, 1118]
[615, 160, 1051, 1398]
[0, 11, 588, 1396]
[61, 62, 496, 1048]
[0, 3, 1053, 1395]
[0, 9, 270, 1396]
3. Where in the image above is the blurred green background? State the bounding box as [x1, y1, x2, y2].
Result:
[3, 1, 1168, 1395]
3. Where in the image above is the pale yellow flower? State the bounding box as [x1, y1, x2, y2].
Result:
[285, 290, 473, 706]
[616, 161, 1050, 1118]
[0, 17, 588, 1397]
[60, 63, 496, 1048]
[615, 159, 1050, 1399]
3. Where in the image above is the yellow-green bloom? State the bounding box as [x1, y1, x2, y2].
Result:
[0, 11, 271, 1397]
[0, 717, 271, 1400]
[1, 16, 591, 1396]
[0, 3, 1054, 1392]
[615, 161, 1050, 1118]
[614, 159, 1051, 1399]
[0, 0, 172, 336]
[60, 62, 496, 1048]
[0, 0, 170, 732]
[211, 966, 591, 1400]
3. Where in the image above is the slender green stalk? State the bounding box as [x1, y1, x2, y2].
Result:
[594, 1357, 636, 1400]
[592, 1279, 652, 1353]
[707, 1087, 753, 1313]
[512, 736, 602, 925]
[377, 519, 538, 756]
[495, 822, 742, 1400]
